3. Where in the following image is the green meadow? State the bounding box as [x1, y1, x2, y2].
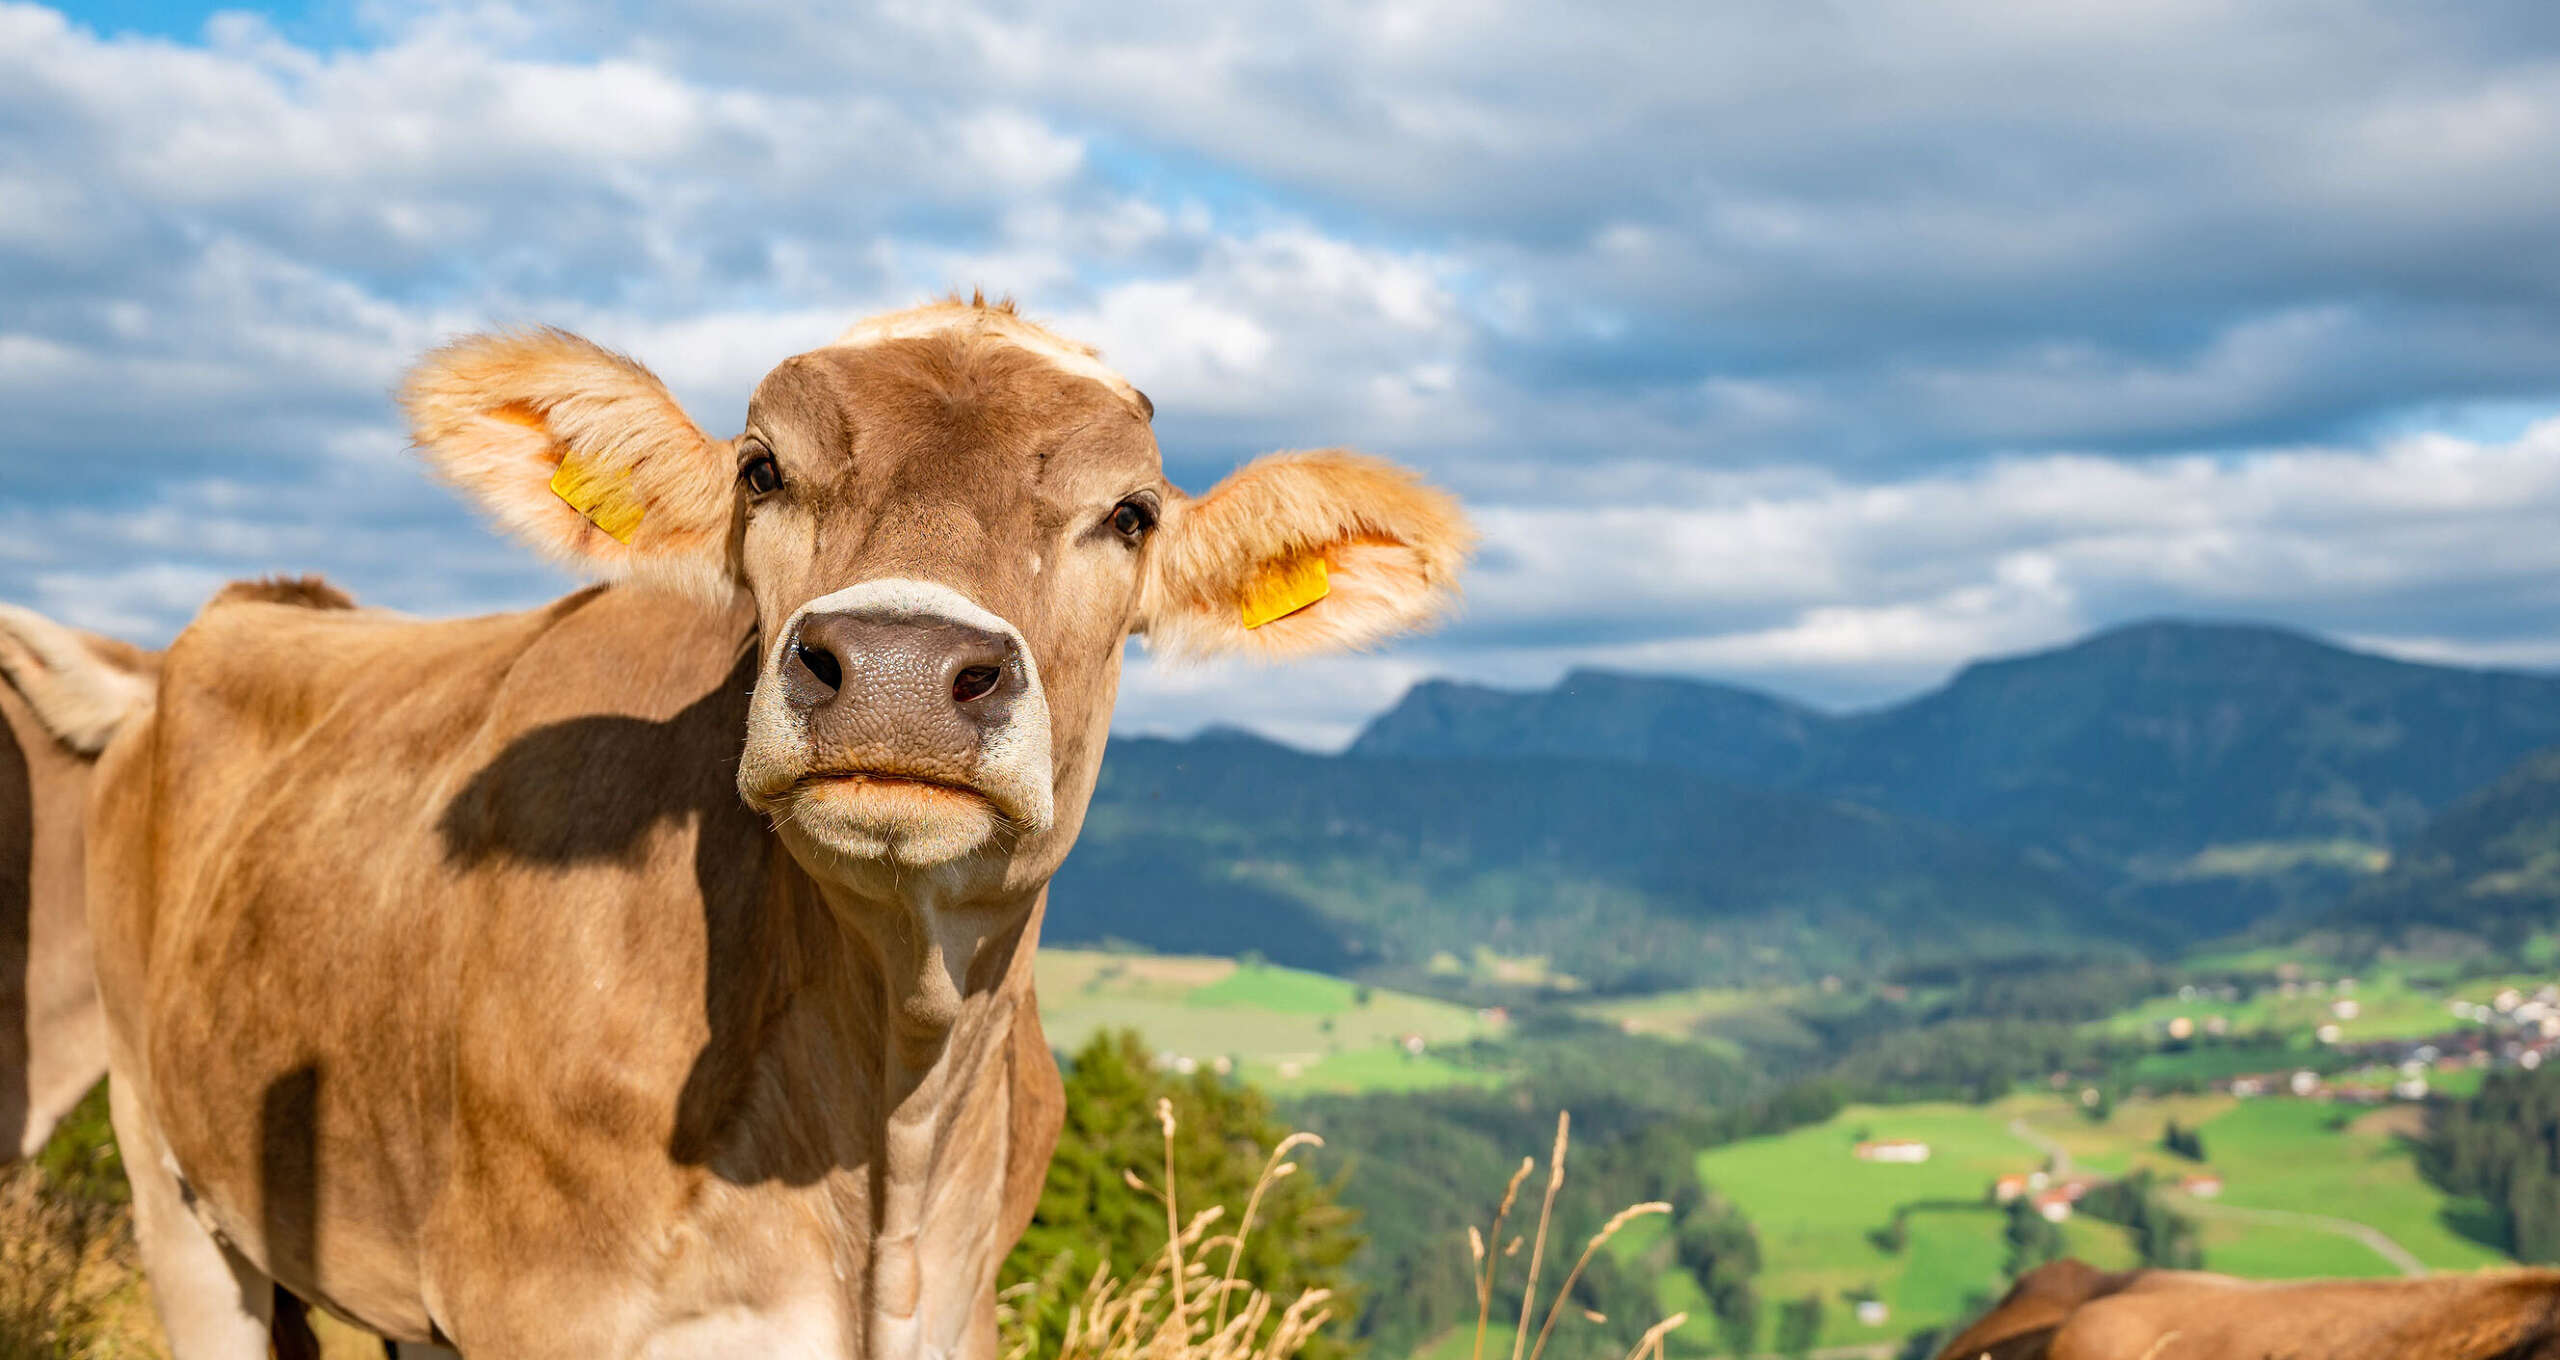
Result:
[1686, 1102, 2121, 1350]
[1033, 948, 1508, 1093]
[1675, 1090, 2500, 1350]
[2013, 1093, 2502, 1272]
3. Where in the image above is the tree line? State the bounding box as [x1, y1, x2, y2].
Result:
[2422, 1064, 2560, 1262]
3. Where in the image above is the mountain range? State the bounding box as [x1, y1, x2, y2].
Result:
[1046, 620, 2560, 988]
[2336, 745, 2560, 954]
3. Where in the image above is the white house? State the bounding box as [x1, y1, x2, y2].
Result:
[1854, 1140, 1931, 1163]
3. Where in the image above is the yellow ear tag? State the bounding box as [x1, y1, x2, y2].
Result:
[1239, 554, 1330, 630]
[549, 456, 645, 545]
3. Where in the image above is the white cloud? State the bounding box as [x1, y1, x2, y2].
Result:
[7, 0, 2560, 757]
[1114, 418, 2560, 746]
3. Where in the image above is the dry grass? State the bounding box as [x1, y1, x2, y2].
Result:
[16, 1093, 1667, 1360]
[0, 1163, 157, 1360]
[1002, 1105, 1679, 1360]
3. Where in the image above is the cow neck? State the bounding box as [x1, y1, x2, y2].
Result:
[791, 865, 1037, 1353]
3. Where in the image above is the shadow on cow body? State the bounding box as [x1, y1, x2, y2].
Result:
[431, 627, 862, 1184]
[1937, 1259, 2560, 1360]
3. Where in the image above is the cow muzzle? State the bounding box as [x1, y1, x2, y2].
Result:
[740, 579, 1055, 868]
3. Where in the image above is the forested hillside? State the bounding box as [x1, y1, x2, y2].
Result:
[2337, 746, 2560, 953]
[1358, 622, 2560, 878]
[1047, 732, 2106, 989]
[1287, 620, 2560, 951]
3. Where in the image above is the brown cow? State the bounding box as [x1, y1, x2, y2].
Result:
[52, 299, 1472, 1359]
[0, 604, 155, 1160]
[1937, 1259, 2560, 1359]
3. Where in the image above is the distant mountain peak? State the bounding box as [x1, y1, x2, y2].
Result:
[1351, 662, 1827, 784]
[1347, 615, 2560, 886]
[1188, 723, 1294, 749]
[2060, 616, 2343, 657]
[2089, 616, 2326, 642]
[1549, 666, 1810, 706]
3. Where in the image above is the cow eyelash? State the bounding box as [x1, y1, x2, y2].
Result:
[740, 444, 783, 497]
[1108, 496, 1158, 542]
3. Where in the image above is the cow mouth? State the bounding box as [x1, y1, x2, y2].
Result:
[774, 770, 1024, 868]
[791, 769, 1003, 815]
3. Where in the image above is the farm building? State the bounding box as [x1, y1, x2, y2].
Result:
[1854, 1139, 1931, 1163]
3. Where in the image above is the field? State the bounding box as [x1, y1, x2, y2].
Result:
[1678, 1090, 2501, 1351]
[1564, 986, 1847, 1070]
[2009, 1092, 2503, 1273]
[1034, 949, 1508, 1093]
[1686, 1102, 2127, 1350]
[2123, 1039, 2306, 1084]
[1571, 986, 1789, 1040]
[2092, 972, 2471, 1044]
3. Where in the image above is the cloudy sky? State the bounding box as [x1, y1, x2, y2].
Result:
[8, 1, 2560, 747]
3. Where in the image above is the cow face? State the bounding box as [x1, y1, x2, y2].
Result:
[403, 301, 1471, 902]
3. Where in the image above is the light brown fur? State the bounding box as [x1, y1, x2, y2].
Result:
[0, 613, 155, 1159]
[80, 299, 1472, 1358]
[1937, 1261, 2560, 1360]
[1141, 449, 1475, 661]
[402, 328, 743, 603]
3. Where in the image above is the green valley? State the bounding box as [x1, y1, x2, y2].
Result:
[1034, 948, 1508, 1093]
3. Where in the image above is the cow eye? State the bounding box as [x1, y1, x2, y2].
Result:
[741, 451, 783, 497]
[1109, 498, 1156, 541]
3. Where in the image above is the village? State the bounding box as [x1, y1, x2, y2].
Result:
[1823, 969, 2560, 1240]
[2153, 972, 2560, 1103]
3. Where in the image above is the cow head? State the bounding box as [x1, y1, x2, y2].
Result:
[403, 300, 1472, 904]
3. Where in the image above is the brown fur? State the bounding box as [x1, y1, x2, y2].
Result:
[0, 605, 158, 755]
[85, 299, 1472, 1358]
[0, 617, 155, 1160]
[209, 576, 357, 611]
[1937, 1262, 2560, 1360]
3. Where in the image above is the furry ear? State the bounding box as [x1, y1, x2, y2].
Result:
[1140, 450, 1473, 661]
[0, 605, 157, 755]
[402, 328, 737, 600]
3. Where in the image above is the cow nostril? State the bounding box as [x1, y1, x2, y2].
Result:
[952, 665, 1003, 705]
[795, 641, 843, 693]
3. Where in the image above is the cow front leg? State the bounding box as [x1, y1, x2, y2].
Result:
[109, 1075, 281, 1359]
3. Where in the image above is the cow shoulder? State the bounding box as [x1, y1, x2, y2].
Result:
[1935, 1261, 2139, 1360]
[436, 585, 785, 1143]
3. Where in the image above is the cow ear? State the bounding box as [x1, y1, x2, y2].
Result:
[402, 328, 738, 601]
[1139, 450, 1473, 661]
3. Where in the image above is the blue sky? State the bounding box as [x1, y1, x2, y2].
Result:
[8, 1, 2560, 746]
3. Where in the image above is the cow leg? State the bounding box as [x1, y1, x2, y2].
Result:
[391, 1346, 462, 1359]
[109, 1075, 280, 1359]
[271, 1289, 322, 1360]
